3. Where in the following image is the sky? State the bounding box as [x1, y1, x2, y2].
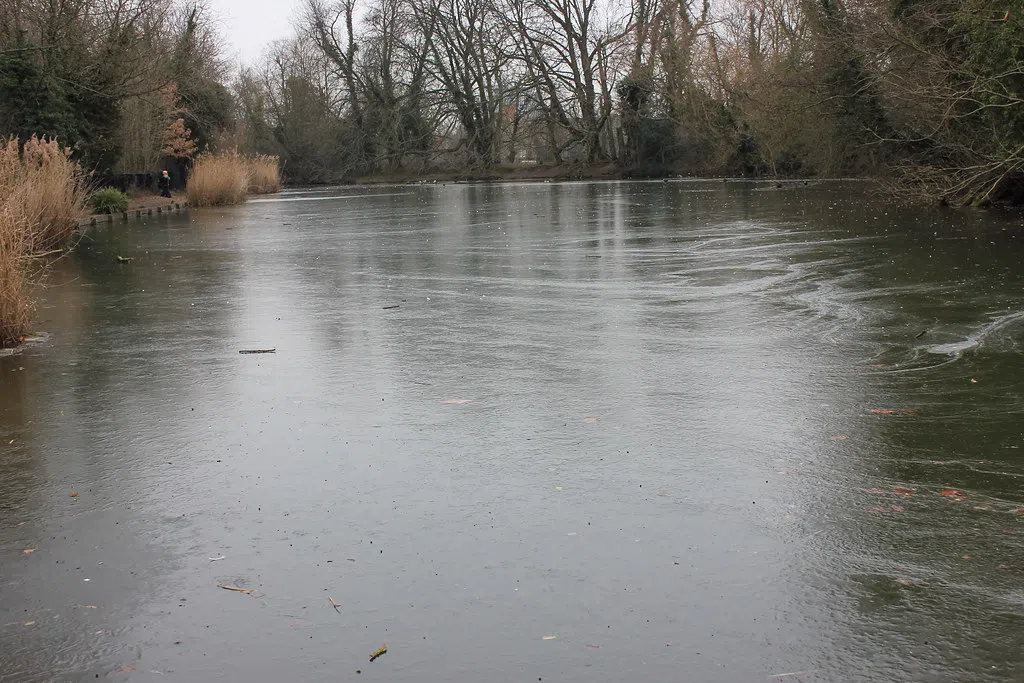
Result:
[209, 0, 300, 65]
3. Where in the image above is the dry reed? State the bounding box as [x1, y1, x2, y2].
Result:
[186, 152, 249, 206]
[246, 154, 281, 194]
[186, 152, 281, 205]
[0, 136, 86, 346]
[0, 136, 87, 253]
[0, 204, 31, 346]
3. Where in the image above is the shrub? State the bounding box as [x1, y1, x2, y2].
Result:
[186, 152, 248, 206]
[91, 187, 129, 214]
[246, 154, 281, 194]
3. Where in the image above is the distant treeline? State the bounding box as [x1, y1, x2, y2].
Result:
[2, 0, 1022, 205]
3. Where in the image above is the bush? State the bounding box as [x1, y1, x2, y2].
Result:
[186, 152, 248, 206]
[91, 187, 129, 214]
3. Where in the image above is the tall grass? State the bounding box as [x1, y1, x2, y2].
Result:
[186, 152, 249, 206]
[0, 136, 87, 253]
[0, 204, 31, 346]
[247, 154, 281, 194]
[186, 152, 281, 206]
[0, 136, 85, 346]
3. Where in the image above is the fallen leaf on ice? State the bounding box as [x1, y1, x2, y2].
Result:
[22, 548, 35, 555]
[68, 492, 78, 497]
[938, 489, 963, 497]
[892, 487, 916, 497]
[870, 409, 894, 415]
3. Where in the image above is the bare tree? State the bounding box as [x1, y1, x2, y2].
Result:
[408, 0, 519, 166]
[845, 0, 1023, 203]
[503, 0, 634, 163]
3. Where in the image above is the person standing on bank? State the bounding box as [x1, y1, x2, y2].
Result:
[158, 170, 172, 198]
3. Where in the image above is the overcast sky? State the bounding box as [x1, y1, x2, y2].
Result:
[210, 0, 300, 65]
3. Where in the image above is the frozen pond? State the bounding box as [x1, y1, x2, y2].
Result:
[1, 180, 1022, 682]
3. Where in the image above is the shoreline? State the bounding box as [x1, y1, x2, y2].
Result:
[346, 170, 1021, 211]
[346, 165, 863, 188]
[77, 191, 189, 227]
[353, 162, 640, 185]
